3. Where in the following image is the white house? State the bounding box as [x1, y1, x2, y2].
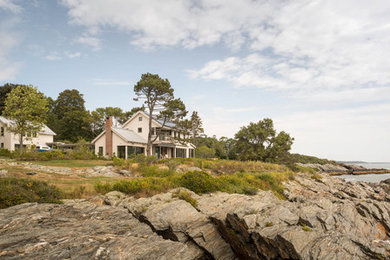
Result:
[92, 111, 196, 159]
[0, 116, 56, 151]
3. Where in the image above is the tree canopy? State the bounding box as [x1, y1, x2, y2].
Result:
[134, 73, 187, 155]
[0, 83, 21, 114]
[234, 118, 294, 162]
[47, 89, 92, 142]
[2, 85, 48, 153]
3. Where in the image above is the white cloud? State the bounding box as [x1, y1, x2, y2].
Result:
[76, 35, 100, 51]
[44, 52, 62, 61]
[0, 0, 22, 13]
[65, 51, 81, 58]
[61, 0, 270, 49]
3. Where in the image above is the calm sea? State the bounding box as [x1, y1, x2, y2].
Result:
[336, 162, 390, 183]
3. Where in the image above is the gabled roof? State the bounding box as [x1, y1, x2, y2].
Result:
[0, 116, 56, 135]
[91, 127, 147, 144]
[122, 110, 176, 129]
[112, 127, 147, 144]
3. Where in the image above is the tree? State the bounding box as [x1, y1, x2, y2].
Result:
[0, 83, 19, 114]
[190, 111, 204, 139]
[90, 106, 145, 137]
[49, 89, 92, 142]
[195, 145, 216, 158]
[234, 118, 294, 162]
[2, 85, 48, 153]
[134, 73, 187, 155]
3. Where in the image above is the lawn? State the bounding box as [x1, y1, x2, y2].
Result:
[25, 160, 112, 168]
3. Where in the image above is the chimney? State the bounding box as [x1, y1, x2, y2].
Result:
[105, 117, 113, 157]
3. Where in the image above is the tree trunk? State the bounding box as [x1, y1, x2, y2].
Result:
[147, 109, 153, 156]
[19, 133, 23, 154]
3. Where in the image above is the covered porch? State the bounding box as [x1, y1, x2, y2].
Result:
[153, 144, 194, 159]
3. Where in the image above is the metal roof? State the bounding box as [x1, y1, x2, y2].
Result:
[112, 127, 147, 144]
[0, 116, 56, 135]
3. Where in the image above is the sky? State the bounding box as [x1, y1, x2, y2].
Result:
[0, 0, 390, 162]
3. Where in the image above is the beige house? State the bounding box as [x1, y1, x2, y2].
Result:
[92, 111, 195, 159]
[0, 116, 56, 151]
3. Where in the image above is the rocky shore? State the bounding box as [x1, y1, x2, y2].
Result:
[1, 172, 390, 259]
[298, 163, 390, 175]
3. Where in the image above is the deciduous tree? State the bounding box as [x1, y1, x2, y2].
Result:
[234, 118, 294, 162]
[2, 85, 48, 153]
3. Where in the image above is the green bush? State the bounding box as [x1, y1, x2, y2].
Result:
[175, 171, 219, 194]
[95, 178, 173, 196]
[10, 148, 96, 161]
[0, 148, 11, 157]
[94, 182, 113, 194]
[113, 157, 125, 166]
[0, 178, 63, 209]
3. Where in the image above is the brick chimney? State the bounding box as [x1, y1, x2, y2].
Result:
[105, 117, 113, 157]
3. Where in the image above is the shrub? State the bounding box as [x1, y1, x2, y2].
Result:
[0, 148, 11, 157]
[0, 178, 63, 209]
[165, 160, 179, 173]
[113, 157, 125, 167]
[94, 182, 113, 194]
[175, 171, 219, 194]
[97, 178, 173, 196]
[172, 190, 198, 208]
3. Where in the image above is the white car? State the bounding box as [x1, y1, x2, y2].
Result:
[38, 146, 52, 152]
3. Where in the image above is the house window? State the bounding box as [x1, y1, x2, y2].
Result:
[127, 146, 135, 158]
[189, 149, 195, 158]
[117, 146, 126, 159]
[1, 143, 3, 148]
[98, 146, 103, 156]
[136, 147, 144, 155]
[138, 127, 142, 133]
[0, 127, 4, 136]
[176, 148, 186, 158]
[139, 116, 142, 121]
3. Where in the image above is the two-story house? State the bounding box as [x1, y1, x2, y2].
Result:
[0, 116, 56, 151]
[92, 111, 195, 159]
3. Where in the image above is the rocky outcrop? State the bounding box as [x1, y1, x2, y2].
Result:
[0, 201, 203, 259]
[1, 173, 390, 259]
[0, 159, 131, 178]
[299, 163, 390, 175]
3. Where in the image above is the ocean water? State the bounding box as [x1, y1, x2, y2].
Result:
[336, 162, 390, 183]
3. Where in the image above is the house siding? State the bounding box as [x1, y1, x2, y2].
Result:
[0, 121, 54, 151]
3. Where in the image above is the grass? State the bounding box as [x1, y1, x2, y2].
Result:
[93, 170, 295, 199]
[172, 190, 198, 208]
[0, 157, 304, 205]
[26, 160, 111, 168]
[301, 224, 311, 232]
